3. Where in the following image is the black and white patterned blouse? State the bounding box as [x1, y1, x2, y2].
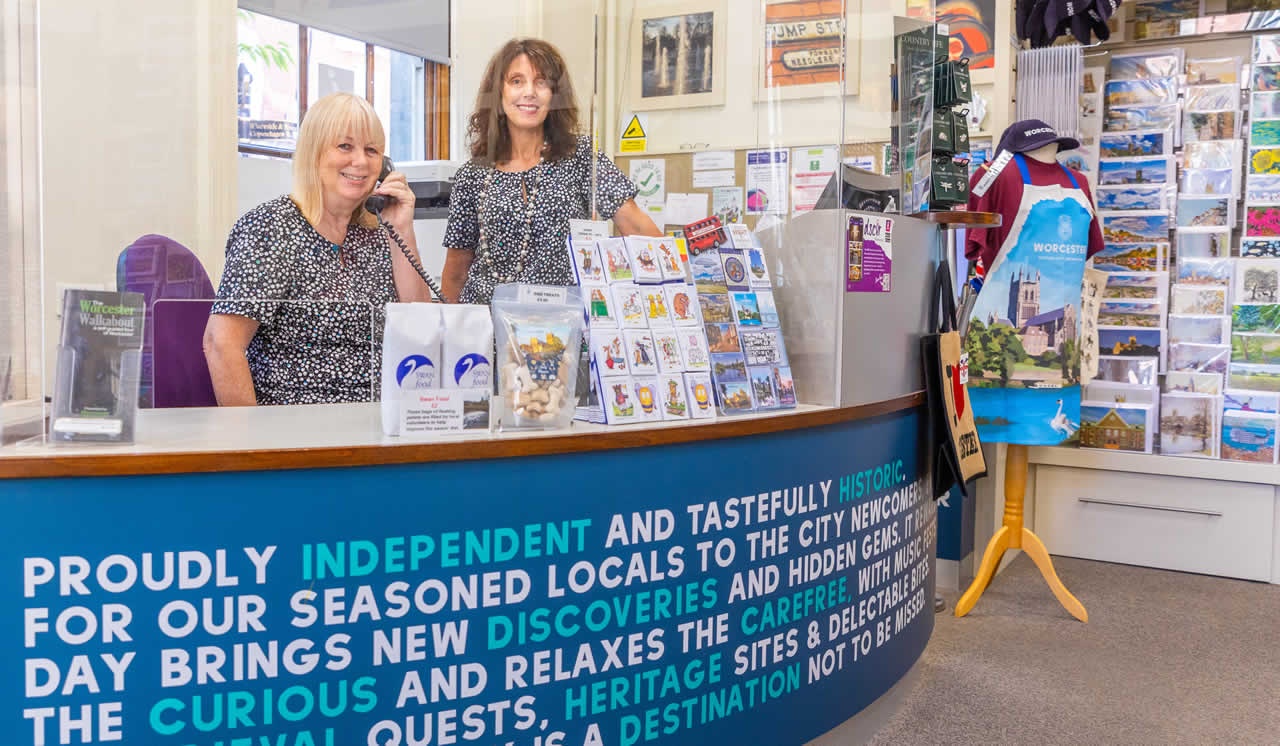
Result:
[444, 134, 638, 304]
[211, 196, 396, 405]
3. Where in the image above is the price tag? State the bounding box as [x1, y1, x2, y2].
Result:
[517, 285, 569, 305]
[971, 150, 1012, 198]
[399, 389, 492, 436]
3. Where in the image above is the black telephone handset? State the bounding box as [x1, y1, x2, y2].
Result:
[365, 155, 446, 302]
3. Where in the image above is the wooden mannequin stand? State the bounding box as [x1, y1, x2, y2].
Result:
[954, 443, 1087, 621]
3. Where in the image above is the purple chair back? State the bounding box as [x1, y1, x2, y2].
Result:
[115, 235, 215, 408]
[152, 300, 218, 408]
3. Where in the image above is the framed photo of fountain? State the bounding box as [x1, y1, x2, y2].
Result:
[755, 0, 863, 100]
[630, 1, 729, 111]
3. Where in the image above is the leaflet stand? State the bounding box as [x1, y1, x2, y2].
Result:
[954, 443, 1088, 622]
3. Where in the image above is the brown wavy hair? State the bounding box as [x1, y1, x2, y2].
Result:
[467, 39, 581, 165]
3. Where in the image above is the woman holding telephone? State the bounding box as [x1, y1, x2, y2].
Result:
[204, 93, 432, 406]
[441, 38, 661, 304]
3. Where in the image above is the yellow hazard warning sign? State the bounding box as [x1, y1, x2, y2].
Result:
[620, 114, 647, 153]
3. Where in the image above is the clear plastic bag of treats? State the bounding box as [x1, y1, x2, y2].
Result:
[491, 284, 585, 430]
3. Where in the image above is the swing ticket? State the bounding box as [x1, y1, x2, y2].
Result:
[847, 214, 893, 292]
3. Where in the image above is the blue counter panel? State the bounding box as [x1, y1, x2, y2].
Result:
[5, 409, 936, 746]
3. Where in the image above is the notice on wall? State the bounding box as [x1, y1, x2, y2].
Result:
[746, 149, 790, 215]
[693, 170, 736, 189]
[630, 158, 667, 226]
[664, 192, 710, 227]
[791, 146, 838, 214]
[693, 150, 736, 171]
[12, 416, 937, 746]
[847, 214, 894, 292]
[713, 186, 746, 225]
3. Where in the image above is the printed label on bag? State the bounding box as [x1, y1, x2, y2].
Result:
[959, 352, 969, 384]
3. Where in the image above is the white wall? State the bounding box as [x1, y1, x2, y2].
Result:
[37, 0, 237, 373]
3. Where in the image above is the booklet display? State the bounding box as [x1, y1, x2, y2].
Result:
[51, 290, 145, 443]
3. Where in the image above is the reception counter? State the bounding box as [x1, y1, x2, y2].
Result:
[1, 396, 936, 746]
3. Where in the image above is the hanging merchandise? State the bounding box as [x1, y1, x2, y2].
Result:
[1018, 0, 1119, 47]
[1016, 45, 1085, 142]
[964, 120, 1101, 446]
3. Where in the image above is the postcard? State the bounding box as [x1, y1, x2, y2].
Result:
[726, 223, 758, 250]
[705, 323, 742, 354]
[1168, 315, 1230, 346]
[1245, 174, 1280, 203]
[1096, 185, 1167, 211]
[1236, 259, 1280, 304]
[573, 240, 607, 285]
[585, 285, 618, 327]
[1097, 355, 1159, 385]
[711, 351, 748, 384]
[1176, 196, 1233, 229]
[677, 328, 710, 371]
[1250, 147, 1280, 176]
[665, 285, 700, 326]
[755, 290, 780, 327]
[653, 238, 686, 282]
[1253, 92, 1280, 120]
[1084, 381, 1158, 404]
[1229, 362, 1280, 392]
[1183, 140, 1239, 170]
[1232, 303, 1280, 333]
[1170, 285, 1227, 315]
[1099, 130, 1169, 158]
[716, 379, 755, 415]
[640, 286, 672, 326]
[1180, 168, 1234, 195]
[1232, 332, 1280, 366]
[1110, 51, 1183, 79]
[1106, 104, 1180, 132]
[1177, 228, 1230, 258]
[593, 329, 630, 377]
[1098, 327, 1163, 357]
[738, 327, 788, 367]
[1099, 300, 1163, 328]
[1105, 77, 1178, 107]
[1163, 371, 1223, 395]
[631, 376, 663, 421]
[626, 238, 666, 284]
[1092, 242, 1167, 273]
[1183, 111, 1238, 143]
[1221, 410, 1278, 463]
[1254, 62, 1280, 91]
[1241, 239, 1280, 258]
[612, 283, 648, 329]
[720, 249, 750, 291]
[698, 293, 734, 324]
[602, 376, 639, 424]
[1177, 257, 1232, 286]
[1159, 393, 1220, 458]
[748, 367, 780, 410]
[690, 251, 727, 294]
[1102, 212, 1171, 242]
[655, 373, 691, 420]
[1187, 56, 1241, 85]
[745, 248, 772, 288]
[1079, 401, 1153, 453]
[1098, 157, 1173, 186]
[624, 330, 659, 375]
[731, 291, 762, 326]
[1169, 343, 1229, 374]
[652, 328, 685, 374]
[1254, 120, 1280, 149]
[1184, 84, 1239, 112]
[1257, 35, 1280, 65]
[1104, 271, 1168, 300]
[600, 237, 634, 282]
[683, 371, 716, 419]
[770, 365, 797, 408]
[1224, 388, 1280, 413]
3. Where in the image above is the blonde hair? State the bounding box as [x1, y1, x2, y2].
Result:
[291, 93, 386, 230]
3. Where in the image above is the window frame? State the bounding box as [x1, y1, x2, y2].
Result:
[236, 11, 450, 161]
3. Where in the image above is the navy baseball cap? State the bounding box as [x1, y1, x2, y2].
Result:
[997, 119, 1081, 155]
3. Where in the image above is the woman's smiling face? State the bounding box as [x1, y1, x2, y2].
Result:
[501, 53, 552, 133]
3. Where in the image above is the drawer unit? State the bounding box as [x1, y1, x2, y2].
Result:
[1033, 465, 1275, 582]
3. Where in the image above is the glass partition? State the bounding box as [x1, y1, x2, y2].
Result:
[6, 0, 913, 446]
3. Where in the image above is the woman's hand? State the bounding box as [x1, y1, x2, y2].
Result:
[372, 170, 416, 230]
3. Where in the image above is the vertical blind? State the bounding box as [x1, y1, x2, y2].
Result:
[239, 0, 450, 64]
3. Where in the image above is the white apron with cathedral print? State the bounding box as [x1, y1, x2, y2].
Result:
[965, 154, 1093, 446]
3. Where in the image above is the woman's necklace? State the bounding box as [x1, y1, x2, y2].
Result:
[477, 147, 546, 284]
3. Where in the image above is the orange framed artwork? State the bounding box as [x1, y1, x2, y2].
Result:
[758, 0, 862, 100]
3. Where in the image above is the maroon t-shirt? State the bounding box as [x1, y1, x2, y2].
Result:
[965, 155, 1105, 272]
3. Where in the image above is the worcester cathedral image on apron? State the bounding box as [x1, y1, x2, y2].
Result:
[986, 266, 1077, 357]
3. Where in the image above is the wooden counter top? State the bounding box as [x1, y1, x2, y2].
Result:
[0, 393, 924, 480]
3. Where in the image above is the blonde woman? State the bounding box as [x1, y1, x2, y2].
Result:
[205, 93, 431, 406]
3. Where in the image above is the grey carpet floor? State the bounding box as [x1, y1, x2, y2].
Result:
[867, 554, 1280, 746]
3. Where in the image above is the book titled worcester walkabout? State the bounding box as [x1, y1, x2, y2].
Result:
[51, 289, 145, 442]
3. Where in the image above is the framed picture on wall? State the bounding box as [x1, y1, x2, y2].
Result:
[630, 1, 729, 111]
[754, 0, 863, 100]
